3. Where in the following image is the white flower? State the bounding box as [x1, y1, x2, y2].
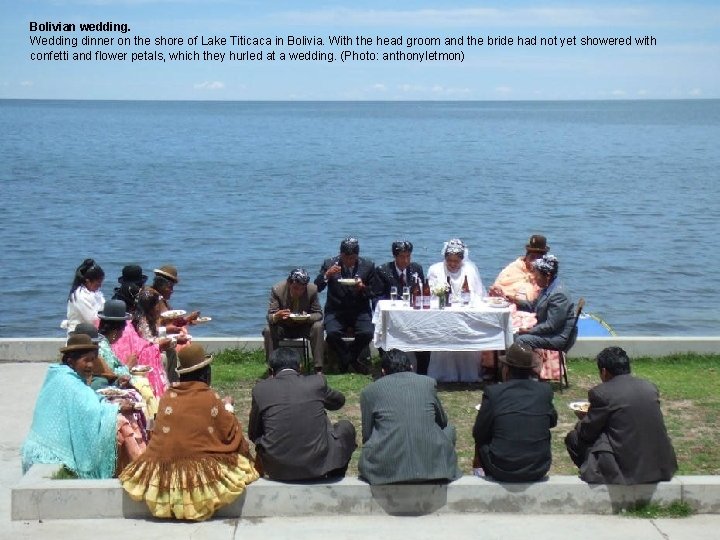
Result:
[164, 406, 173, 415]
[162, 426, 170, 434]
[431, 283, 450, 296]
[169, 392, 178, 399]
[208, 426, 214, 434]
[210, 406, 219, 417]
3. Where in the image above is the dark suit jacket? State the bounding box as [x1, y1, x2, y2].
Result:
[248, 370, 348, 481]
[359, 372, 460, 484]
[518, 281, 575, 349]
[473, 379, 557, 482]
[376, 261, 425, 299]
[569, 374, 677, 484]
[314, 256, 381, 315]
[266, 280, 323, 325]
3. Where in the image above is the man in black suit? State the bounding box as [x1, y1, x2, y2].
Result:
[314, 237, 381, 374]
[376, 240, 425, 299]
[565, 347, 677, 484]
[376, 240, 430, 374]
[473, 344, 557, 482]
[248, 348, 356, 481]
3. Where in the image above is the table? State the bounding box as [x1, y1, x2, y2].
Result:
[372, 299, 513, 352]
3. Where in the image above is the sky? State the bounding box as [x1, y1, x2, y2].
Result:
[1, 0, 718, 100]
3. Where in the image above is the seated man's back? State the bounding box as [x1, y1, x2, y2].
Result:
[249, 349, 356, 481]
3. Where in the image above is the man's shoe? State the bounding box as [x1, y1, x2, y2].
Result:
[351, 359, 370, 375]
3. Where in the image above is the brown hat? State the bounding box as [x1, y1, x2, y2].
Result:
[60, 334, 99, 354]
[176, 343, 213, 375]
[154, 265, 179, 283]
[501, 344, 537, 369]
[525, 234, 549, 254]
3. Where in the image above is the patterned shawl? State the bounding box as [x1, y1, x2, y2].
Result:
[22, 364, 119, 478]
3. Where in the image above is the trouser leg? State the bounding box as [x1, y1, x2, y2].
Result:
[325, 313, 351, 370]
[309, 321, 325, 368]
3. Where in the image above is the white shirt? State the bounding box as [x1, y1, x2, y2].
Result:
[63, 286, 105, 332]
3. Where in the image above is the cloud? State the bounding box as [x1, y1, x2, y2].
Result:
[611, 89, 626, 96]
[495, 86, 513, 95]
[688, 88, 702, 96]
[20, 81, 34, 87]
[193, 81, 225, 90]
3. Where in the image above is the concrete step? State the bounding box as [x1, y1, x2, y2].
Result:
[12, 464, 720, 520]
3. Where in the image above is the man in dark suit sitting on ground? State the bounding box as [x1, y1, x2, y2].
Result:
[248, 348, 356, 481]
[565, 346, 677, 484]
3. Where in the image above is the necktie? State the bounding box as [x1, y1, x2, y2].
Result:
[400, 273, 405, 287]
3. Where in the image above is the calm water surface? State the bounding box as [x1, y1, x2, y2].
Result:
[1, 99, 718, 337]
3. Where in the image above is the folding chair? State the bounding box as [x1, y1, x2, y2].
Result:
[279, 337, 312, 373]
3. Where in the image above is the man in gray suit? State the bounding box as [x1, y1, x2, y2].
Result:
[515, 254, 575, 351]
[248, 348, 356, 481]
[565, 347, 678, 484]
[262, 268, 324, 371]
[359, 349, 461, 485]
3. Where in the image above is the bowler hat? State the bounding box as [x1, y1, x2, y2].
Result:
[118, 265, 147, 285]
[60, 334, 98, 354]
[501, 344, 537, 369]
[525, 234, 549, 254]
[176, 343, 214, 375]
[98, 299, 132, 321]
[154, 265, 179, 283]
[71, 323, 101, 343]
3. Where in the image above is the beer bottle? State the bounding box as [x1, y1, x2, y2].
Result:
[446, 275, 453, 307]
[422, 279, 431, 309]
[412, 277, 422, 310]
[461, 275, 471, 306]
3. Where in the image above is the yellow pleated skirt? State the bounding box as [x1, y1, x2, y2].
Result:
[120, 454, 259, 521]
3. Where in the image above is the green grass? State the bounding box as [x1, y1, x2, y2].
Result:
[621, 501, 694, 519]
[51, 466, 78, 480]
[211, 351, 720, 479]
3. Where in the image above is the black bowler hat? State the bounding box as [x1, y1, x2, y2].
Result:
[118, 265, 147, 286]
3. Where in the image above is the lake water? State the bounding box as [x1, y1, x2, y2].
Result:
[1, 99, 718, 338]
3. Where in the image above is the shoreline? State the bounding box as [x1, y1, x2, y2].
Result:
[2, 336, 719, 363]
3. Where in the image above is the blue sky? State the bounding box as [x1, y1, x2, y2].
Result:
[1, 0, 718, 100]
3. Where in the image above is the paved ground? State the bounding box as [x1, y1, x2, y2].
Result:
[1, 362, 719, 539]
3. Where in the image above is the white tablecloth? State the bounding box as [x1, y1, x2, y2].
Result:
[372, 299, 513, 352]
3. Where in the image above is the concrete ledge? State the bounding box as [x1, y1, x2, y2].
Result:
[12, 465, 720, 520]
[2, 336, 719, 363]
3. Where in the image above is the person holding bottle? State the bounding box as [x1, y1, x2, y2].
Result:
[425, 239, 486, 382]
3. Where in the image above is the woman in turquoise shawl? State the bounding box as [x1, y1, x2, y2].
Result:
[21, 334, 137, 478]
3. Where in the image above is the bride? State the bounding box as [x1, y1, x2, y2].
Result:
[426, 239, 485, 383]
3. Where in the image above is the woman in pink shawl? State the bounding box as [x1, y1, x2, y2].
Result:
[111, 288, 170, 399]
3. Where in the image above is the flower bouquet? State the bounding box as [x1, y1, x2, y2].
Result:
[431, 282, 451, 308]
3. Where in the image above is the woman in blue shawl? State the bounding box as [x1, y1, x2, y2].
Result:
[22, 334, 137, 478]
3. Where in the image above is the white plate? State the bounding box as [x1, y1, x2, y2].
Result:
[130, 365, 154, 375]
[161, 309, 187, 319]
[488, 299, 510, 308]
[171, 334, 192, 342]
[337, 278, 358, 285]
[195, 316, 212, 323]
[96, 388, 129, 397]
[569, 401, 590, 413]
[289, 313, 311, 321]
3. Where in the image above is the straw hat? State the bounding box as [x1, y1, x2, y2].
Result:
[501, 344, 537, 369]
[60, 334, 99, 354]
[154, 265, 179, 283]
[525, 234, 549, 254]
[176, 343, 213, 375]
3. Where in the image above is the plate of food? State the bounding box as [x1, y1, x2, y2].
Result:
[130, 365, 153, 375]
[161, 309, 187, 319]
[337, 278, 358, 286]
[289, 313, 311, 321]
[96, 387, 129, 397]
[195, 316, 212, 323]
[569, 401, 591, 418]
[487, 297, 510, 308]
